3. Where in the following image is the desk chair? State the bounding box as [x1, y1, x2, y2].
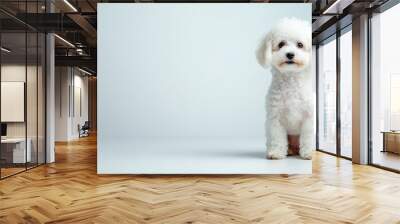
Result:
[79, 121, 90, 138]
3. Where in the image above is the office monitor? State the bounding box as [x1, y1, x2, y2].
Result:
[1, 123, 7, 137]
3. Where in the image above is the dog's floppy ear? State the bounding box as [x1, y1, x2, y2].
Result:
[256, 34, 272, 69]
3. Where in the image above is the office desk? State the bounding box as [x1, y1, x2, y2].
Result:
[1, 138, 31, 163]
[381, 131, 400, 154]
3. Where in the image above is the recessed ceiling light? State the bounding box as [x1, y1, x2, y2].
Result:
[63, 0, 78, 12]
[322, 0, 353, 15]
[1, 47, 11, 53]
[78, 67, 93, 76]
[323, 0, 342, 14]
[54, 34, 75, 48]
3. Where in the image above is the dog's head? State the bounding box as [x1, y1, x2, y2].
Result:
[256, 17, 311, 74]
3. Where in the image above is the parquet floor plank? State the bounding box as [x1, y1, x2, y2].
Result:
[1, 135, 400, 223]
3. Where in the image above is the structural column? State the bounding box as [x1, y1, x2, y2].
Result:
[352, 14, 369, 164]
[46, 0, 55, 163]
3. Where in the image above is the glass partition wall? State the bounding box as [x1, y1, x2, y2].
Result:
[316, 26, 352, 159]
[0, 3, 46, 179]
[0, 31, 27, 177]
[370, 3, 400, 171]
[317, 36, 337, 155]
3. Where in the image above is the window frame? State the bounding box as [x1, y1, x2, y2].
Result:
[315, 24, 353, 161]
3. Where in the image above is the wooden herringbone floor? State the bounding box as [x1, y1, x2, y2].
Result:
[1, 135, 400, 224]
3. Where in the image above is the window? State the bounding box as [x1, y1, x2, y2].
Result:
[371, 3, 400, 171]
[340, 28, 352, 158]
[318, 37, 337, 154]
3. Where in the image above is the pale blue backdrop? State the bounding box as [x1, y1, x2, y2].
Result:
[98, 3, 312, 174]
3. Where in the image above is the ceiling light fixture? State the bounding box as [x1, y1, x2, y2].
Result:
[322, 0, 343, 14]
[63, 0, 78, 12]
[1, 47, 11, 53]
[54, 34, 75, 48]
[76, 48, 85, 55]
[78, 67, 93, 76]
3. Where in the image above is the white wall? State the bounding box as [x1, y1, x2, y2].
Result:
[1, 65, 40, 138]
[71, 73, 89, 138]
[1, 66, 26, 133]
[55, 67, 70, 141]
[55, 67, 89, 141]
[1, 64, 47, 164]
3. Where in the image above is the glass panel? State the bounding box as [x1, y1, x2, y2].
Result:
[26, 0, 39, 169]
[371, 4, 400, 171]
[27, 31, 38, 169]
[38, 33, 45, 165]
[312, 46, 317, 140]
[340, 29, 352, 158]
[1, 31, 27, 177]
[318, 37, 337, 154]
[0, 1, 46, 178]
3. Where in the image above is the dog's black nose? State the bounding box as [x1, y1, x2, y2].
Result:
[286, 53, 295, 60]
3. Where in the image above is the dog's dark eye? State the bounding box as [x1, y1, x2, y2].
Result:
[278, 41, 286, 49]
[297, 42, 304, 48]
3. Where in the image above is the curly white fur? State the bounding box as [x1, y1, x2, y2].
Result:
[256, 17, 314, 160]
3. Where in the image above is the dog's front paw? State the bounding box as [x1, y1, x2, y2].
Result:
[266, 149, 286, 160]
[299, 148, 313, 160]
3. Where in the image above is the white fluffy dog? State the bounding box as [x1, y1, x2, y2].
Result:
[256, 18, 314, 160]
